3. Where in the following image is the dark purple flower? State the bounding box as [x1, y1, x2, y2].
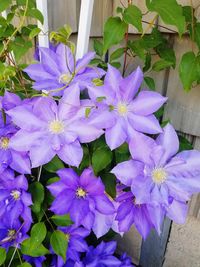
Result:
[7, 86, 103, 167]
[48, 168, 115, 229]
[88, 64, 167, 150]
[119, 253, 135, 267]
[23, 255, 46, 267]
[112, 124, 200, 224]
[55, 226, 89, 266]
[0, 214, 29, 250]
[0, 173, 32, 229]
[24, 44, 105, 96]
[115, 190, 164, 238]
[82, 241, 122, 267]
[0, 123, 31, 174]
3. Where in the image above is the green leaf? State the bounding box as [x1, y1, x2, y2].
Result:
[128, 40, 146, 60]
[21, 223, 49, 257]
[17, 263, 32, 267]
[152, 59, 174, 71]
[29, 182, 44, 214]
[110, 61, 121, 69]
[143, 53, 151, 72]
[178, 135, 193, 152]
[110, 48, 124, 62]
[0, 0, 12, 12]
[123, 5, 142, 32]
[103, 17, 127, 53]
[142, 28, 164, 49]
[144, 76, 155, 90]
[29, 27, 41, 39]
[92, 146, 112, 174]
[156, 44, 176, 68]
[101, 173, 116, 198]
[30, 222, 47, 244]
[51, 214, 73, 226]
[10, 37, 32, 62]
[179, 51, 198, 91]
[194, 23, 200, 50]
[27, 8, 44, 24]
[50, 230, 68, 263]
[93, 39, 103, 57]
[21, 242, 49, 257]
[44, 155, 64, 173]
[146, 0, 185, 36]
[0, 247, 6, 265]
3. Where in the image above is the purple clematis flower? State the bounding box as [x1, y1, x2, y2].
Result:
[82, 241, 122, 267]
[48, 168, 115, 229]
[55, 226, 89, 266]
[0, 214, 29, 250]
[0, 123, 31, 174]
[119, 253, 135, 267]
[7, 85, 103, 168]
[0, 92, 31, 174]
[24, 44, 105, 96]
[88, 64, 167, 150]
[112, 124, 200, 222]
[115, 190, 164, 238]
[23, 255, 46, 267]
[0, 173, 32, 230]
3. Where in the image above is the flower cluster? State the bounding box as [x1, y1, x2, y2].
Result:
[1, 43, 200, 266]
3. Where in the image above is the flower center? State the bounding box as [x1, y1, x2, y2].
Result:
[0, 137, 9, 150]
[59, 73, 72, 84]
[151, 168, 167, 184]
[117, 102, 128, 116]
[65, 234, 70, 242]
[76, 187, 87, 198]
[49, 120, 64, 134]
[8, 229, 16, 238]
[10, 190, 21, 200]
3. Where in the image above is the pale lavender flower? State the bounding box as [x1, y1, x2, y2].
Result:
[7, 85, 103, 168]
[88, 64, 167, 150]
[24, 44, 105, 96]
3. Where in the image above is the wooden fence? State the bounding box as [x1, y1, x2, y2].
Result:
[30, 0, 200, 266]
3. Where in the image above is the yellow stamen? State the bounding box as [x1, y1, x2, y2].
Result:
[0, 137, 9, 150]
[66, 234, 70, 242]
[117, 102, 128, 116]
[10, 190, 21, 200]
[76, 187, 87, 198]
[59, 73, 72, 84]
[8, 229, 16, 237]
[49, 120, 64, 134]
[151, 168, 167, 184]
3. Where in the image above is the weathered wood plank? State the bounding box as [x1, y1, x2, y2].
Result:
[163, 36, 200, 136]
[140, 217, 172, 267]
[47, 0, 78, 32]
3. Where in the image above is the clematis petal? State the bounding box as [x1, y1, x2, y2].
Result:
[120, 66, 143, 101]
[57, 141, 83, 167]
[129, 90, 167, 116]
[94, 195, 115, 215]
[76, 52, 95, 73]
[111, 160, 144, 186]
[166, 200, 188, 224]
[10, 150, 31, 174]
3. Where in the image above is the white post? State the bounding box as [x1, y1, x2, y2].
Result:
[76, 0, 94, 60]
[36, 0, 49, 48]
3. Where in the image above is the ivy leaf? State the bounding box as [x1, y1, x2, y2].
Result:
[146, 0, 186, 36]
[93, 39, 103, 57]
[0, 247, 6, 265]
[152, 59, 174, 71]
[92, 146, 112, 174]
[144, 76, 155, 90]
[0, 0, 12, 12]
[51, 214, 73, 227]
[29, 27, 41, 39]
[103, 17, 127, 53]
[123, 5, 143, 32]
[110, 47, 124, 62]
[179, 51, 198, 91]
[29, 182, 44, 215]
[44, 155, 64, 173]
[194, 23, 200, 50]
[26, 8, 44, 24]
[17, 263, 32, 267]
[50, 230, 68, 263]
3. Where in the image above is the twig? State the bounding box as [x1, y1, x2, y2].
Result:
[8, 246, 18, 267]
